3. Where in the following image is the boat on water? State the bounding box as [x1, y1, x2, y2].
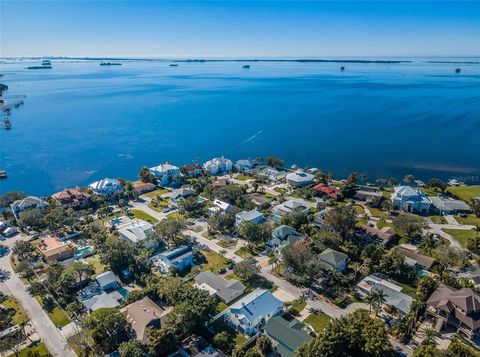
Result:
[169, 64, 179, 67]
[42, 60, 51, 65]
[455, 68, 461, 73]
[3, 118, 11, 129]
[340, 66, 345, 71]
[243, 65, 250, 69]
[26, 66, 52, 70]
[448, 178, 465, 187]
[0, 170, 7, 179]
[100, 62, 122, 66]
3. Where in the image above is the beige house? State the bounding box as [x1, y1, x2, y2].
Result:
[37, 237, 74, 262]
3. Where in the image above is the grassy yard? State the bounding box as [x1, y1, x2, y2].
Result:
[141, 188, 170, 198]
[287, 298, 307, 315]
[447, 186, 480, 202]
[368, 207, 390, 219]
[209, 318, 248, 348]
[376, 219, 393, 230]
[166, 212, 182, 219]
[304, 311, 331, 333]
[397, 282, 417, 297]
[442, 228, 477, 248]
[236, 174, 251, 181]
[2, 296, 28, 325]
[200, 249, 229, 273]
[274, 187, 287, 194]
[431, 215, 447, 224]
[202, 232, 215, 240]
[353, 205, 365, 215]
[129, 209, 158, 223]
[8, 342, 51, 357]
[85, 255, 106, 275]
[217, 301, 229, 312]
[234, 247, 253, 259]
[35, 296, 71, 328]
[454, 215, 480, 226]
[217, 239, 237, 248]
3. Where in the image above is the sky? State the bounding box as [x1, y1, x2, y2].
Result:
[1, 1, 479, 58]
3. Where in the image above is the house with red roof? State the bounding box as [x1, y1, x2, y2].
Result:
[312, 184, 340, 199]
[51, 188, 90, 208]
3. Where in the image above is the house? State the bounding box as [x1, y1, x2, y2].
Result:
[312, 184, 340, 199]
[391, 186, 431, 214]
[133, 182, 156, 194]
[355, 224, 396, 246]
[51, 188, 90, 208]
[286, 170, 314, 187]
[151, 246, 194, 274]
[208, 199, 234, 216]
[312, 208, 331, 230]
[10, 196, 47, 219]
[249, 193, 273, 207]
[426, 284, 480, 339]
[224, 288, 283, 335]
[79, 287, 119, 312]
[256, 167, 286, 182]
[171, 187, 196, 202]
[203, 157, 233, 175]
[181, 164, 203, 178]
[117, 219, 157, 249]
[272, 199, 310, 219]
[194, 271, 246, 304]
[267, 225, 303, 253]
[0, 221, 17, 237]
[213, 178, 228, 188]
[393, 246, 436, 271]
[149, 163, 180, 186]
[318, 248, 349, 272]
[95, 271, 119, 291]
[429, 195, 470, 215]
[235, 159, 257, 173]
[235, 209, 265, 226]
[264, 315, 312, 357]
[459, 266, 480, 287]
[88, 178, 122, 196]
[354, 190, 383, 207]
[121, 297, 172, 343]
[357, 274, 413, 315]
[37, 236, 74, 262]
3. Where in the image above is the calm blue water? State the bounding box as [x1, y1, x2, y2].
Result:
[1, 59, 479, 196]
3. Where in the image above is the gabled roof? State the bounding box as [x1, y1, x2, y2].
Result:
[95, 271, 118, 288]
[117, 219, 153, 243]
[88, 178, 121, 191]
[286, 170, 314, 183]
[229, 288, 283, 324]
[265, 316, 312, 357]
[392, 186, 430, 203]
[393, 246, 436, 270]
[150, 163, 179, 173]
[272, 225, 302, 241]
[236, 209, 264, 222]
[194, 271, 246, 303]
[427, 284, 480, 315]
[82, 291, 119, 311]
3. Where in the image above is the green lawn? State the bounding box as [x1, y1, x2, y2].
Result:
[8, 342, 51, 357]
[217, 239, 237, 248]
[202, 232, 215, 240]
[397, 282, 417, 297]
[287, 298, 307, 315]
[304, 311, 331, 333]
[431, 215, 447, 224]
[368, 207, 389, 219]
[2, 296, 28, 325]
[376, 219, 393, 230]
[85, 255, 106, 275]
[200, 249, 229, 273]
[35, 297, 71, 328]
[454, 215, 480, 226]
[141, 188, 169, 198]
[274, 187, 287, 194]
[166, 212, 182, 219]
[447, 186, 480, 203]
[236, 174, 251, 181]
[129, 209, 158, 223]
[234, 247, 253, 259]
[442, 228, 477, 248]
[209, 318, 248, 348]
[217, 301, 229, 312]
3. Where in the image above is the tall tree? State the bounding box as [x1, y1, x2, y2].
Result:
[324, 206, 357, 240]
[393, 213, 427, 242]
[265, 156, 284, 168]
[84, 308, 128, 354]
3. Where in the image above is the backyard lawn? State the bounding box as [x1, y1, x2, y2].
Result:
[368, 207, 390, 219]
[234, 247, 253, 259]
[141, 188, 170, 198]
[431, 216, 447, 224]
[209, 318, 248, 347]
[442, 228, 477, 248]
[35, 296, 71, 328]
[85, 255, 106, 275]
[200, 249, 229, 273]
[236, 174, 251, 181]
[8, 343, 51, 357]
[287, 298, 307, 315]
[129, 209, 158, 223]
[397, 282, 417, 297]
[304, 311, 331, 333]
[447, 186, 480, 202]
[2, 296, 28, 325]
[376, 219, 393, 230]
[454, 215, 480, 226]
[166, 212, 183, 219]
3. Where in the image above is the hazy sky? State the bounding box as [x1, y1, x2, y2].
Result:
[2, 1, 479, 58]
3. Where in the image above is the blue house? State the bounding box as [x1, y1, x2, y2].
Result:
[152, 246, 194, 274]
[224, 288, 283, 335]
[267, 225, 303, 254]
[391, 186, 431, 215]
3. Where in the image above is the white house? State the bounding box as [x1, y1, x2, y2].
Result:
[208, 199, 235, 216]
[256, 167, 286, 183]
[88, 178, 122, 196]
[117, 219, 157, 249]
[150, 246, 194, 274]
[235, 159, 257, 173]
[0, 221, 17, 237]
[286, 170, 314, 187]
[271, 199, 310, 219]
[391, 186, 431, 214]
[224, 288, 283, 335]
[235, 209, 265, 226]
[203, 157, 233, 175]
[149, 163, 180, 186]
[10, 196, 47, 219]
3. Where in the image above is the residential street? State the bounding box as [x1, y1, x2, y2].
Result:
[0, 247, 76, 357]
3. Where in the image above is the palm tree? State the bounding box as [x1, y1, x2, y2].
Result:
[373, 289, 387, 316]
[366, 291, 376, 313]
[268, 255, 279, 268]
[403, 175, 414, 185]
[388, 178, 397, 187]
[422, 327, 439, 346]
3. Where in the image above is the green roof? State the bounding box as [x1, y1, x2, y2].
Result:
[264, 315, 312, 357]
